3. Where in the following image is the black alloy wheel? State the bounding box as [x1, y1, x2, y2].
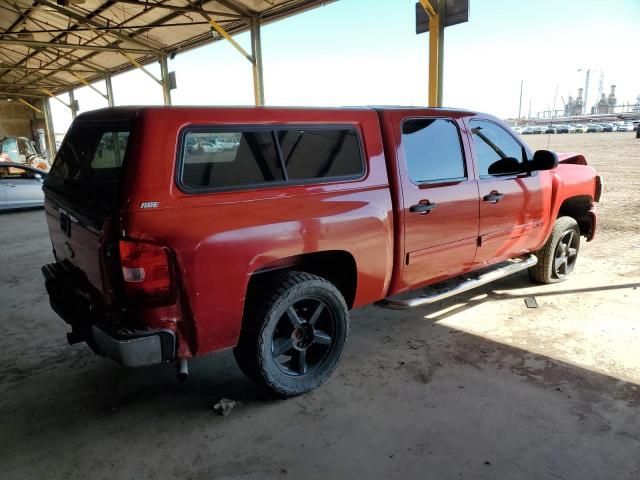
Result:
[553, 229, 579, 278]
[234, 271, 349, 397]
[271, 297, 335, 376]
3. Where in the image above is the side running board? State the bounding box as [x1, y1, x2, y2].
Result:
[377, 254, 538, 310]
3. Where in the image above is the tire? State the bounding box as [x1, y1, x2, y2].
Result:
[233, 271, 349, 397]
[529, 216, 581, 284]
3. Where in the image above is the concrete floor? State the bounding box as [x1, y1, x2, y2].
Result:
[1, 134, 639, 479]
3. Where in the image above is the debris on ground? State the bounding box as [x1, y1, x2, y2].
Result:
[407, 338, 424, 350]
[213, 398, 241, 416]
[524, 296, 539, 308]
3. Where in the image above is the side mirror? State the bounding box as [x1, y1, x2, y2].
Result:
[34, 173, 43, 182]
[531, 150, 558, 171]
[487, 157, 523, 176]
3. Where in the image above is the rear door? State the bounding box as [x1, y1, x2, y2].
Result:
[395, 115, 479, 290]
[467, 118, 544, 264]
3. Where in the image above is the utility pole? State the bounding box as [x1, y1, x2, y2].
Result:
[583, 69, 590, 115]
[518, 80, 523, 121]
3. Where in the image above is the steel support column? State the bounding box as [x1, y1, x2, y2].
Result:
[69, 89, 78, 118]
[250, 17, 265, 106]
[159, 54, 172, 106]
[42, 97, 57, 160]
[419, 0, 443, 107]
[436, 0, 445, 106]
[105, 71, 115, 107]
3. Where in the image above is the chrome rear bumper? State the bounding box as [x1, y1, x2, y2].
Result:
[91, 326, 175, 367]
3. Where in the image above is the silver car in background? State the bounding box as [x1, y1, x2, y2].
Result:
[0, 162, 46, 210]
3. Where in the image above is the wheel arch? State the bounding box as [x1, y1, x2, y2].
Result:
[556, 195, 595, 240]
[244, 250, 358, 313]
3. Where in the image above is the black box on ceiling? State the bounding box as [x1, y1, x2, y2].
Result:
[416, 0, 469, 34]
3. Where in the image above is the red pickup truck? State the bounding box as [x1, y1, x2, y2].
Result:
[42, 107, 602, 396]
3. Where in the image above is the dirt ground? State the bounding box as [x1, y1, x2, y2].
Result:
[1, 132, 639, 479]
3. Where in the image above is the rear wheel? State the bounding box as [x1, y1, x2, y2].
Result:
[234, 271, 349, 397]
[529, 216, 580, 284]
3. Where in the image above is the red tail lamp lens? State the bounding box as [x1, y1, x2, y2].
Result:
[119, 239, 173, 305]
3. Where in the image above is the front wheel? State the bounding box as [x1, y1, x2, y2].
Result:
[529, 216, 581, 284]
[234, 271, 349, 397]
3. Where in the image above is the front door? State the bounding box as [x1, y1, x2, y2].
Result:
[397, 117, 479, 291]
[467, 119, 544, 265]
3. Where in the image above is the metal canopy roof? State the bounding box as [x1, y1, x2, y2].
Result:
[0, 0, 333, 97]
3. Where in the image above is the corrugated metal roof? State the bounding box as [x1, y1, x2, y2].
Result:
[0, 0, 334, 97]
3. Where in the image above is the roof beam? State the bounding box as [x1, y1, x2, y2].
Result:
[0, 91, 44, 98]
[112, 0, 246, 18]
[37, 0, 163, 53]
[0, 38, 157, 54]
[211, 0, 253, 16]
[0, 0, 120, 81]
[5, 21, 212, 34]
[0, 82, 72, 89]
[5, 1, 39, 33]
[0, 65, 99, 73]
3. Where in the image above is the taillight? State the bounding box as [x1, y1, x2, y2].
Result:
[594, 175, 603, 203]
[119, 239, 174, 305]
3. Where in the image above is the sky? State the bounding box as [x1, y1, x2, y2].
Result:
[51, 0, 640, 135]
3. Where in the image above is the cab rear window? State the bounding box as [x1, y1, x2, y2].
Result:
[45, 123, 131, 209]
[179, 127, 364, 191]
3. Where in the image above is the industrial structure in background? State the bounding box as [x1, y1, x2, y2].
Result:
[595, 85, 618, 115]
[565, 84, 618, 117]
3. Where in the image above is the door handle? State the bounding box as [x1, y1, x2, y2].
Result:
[410, 201, 437, 214]
[483, 191, 503, 204]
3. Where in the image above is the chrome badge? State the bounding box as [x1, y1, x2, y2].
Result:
[140, 201, 160, 209]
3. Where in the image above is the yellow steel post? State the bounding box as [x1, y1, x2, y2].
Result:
[121, 52, 164, 86]
[42, 97, 57, 159]
[208, 19, 254, 63]
[17, 97, 42, 114]
[207, 17, 264, 106]
[250, 17, 265, 106]
[40, 87, 72, 109]
[70, 71, 109, 101]
[419, 0, 441, 107]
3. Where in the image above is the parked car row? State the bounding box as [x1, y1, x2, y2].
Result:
[515, 121, 638, 135]
[185, 136, 240, 155]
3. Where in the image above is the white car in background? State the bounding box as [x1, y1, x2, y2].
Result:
[215, 138, 239, 150]
[200, 142, 224, 153]
[616, 123, 634, 132]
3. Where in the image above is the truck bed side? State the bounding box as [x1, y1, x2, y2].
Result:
[120, 108, 395, 354]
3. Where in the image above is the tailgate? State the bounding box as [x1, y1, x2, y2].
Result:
[43, 117, 133, 297]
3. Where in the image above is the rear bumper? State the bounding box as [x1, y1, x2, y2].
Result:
[91, 326, 175, 367]
[42, 262, 176, 367]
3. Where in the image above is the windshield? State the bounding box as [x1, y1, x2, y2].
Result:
[44, 121, 131, 210]
[18, 137, 37, 156]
